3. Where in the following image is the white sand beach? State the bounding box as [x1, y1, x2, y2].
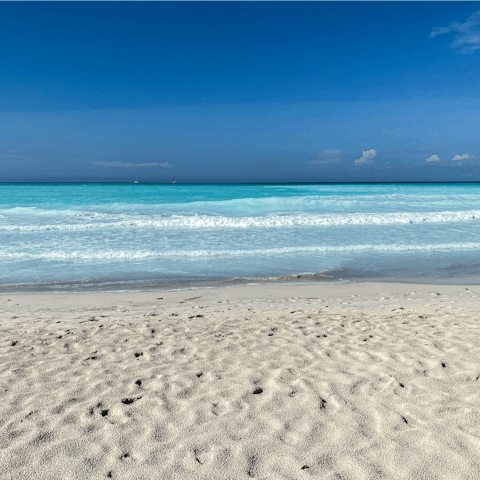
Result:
[1, 282, 480, 480]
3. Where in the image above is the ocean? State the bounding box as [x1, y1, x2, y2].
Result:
[1, 182, 480, 293]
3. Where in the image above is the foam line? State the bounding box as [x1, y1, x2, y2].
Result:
[1, 210, 480, 231]
[2, 241, 480, 260]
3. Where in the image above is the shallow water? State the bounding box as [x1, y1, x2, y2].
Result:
[1, 182, 480, 292]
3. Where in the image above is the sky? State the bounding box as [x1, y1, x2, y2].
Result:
[1, 1, 480, 183]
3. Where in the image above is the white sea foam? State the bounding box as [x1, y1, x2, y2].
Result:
[1, 242, 479, 260]
[1, 210, 480, 231]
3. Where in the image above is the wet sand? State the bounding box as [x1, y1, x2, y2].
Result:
[1, 283, 480, 479]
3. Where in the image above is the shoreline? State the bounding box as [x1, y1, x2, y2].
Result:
[1, 271, 480, 296]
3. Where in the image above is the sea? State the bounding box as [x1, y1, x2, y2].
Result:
[1, 182, 480, 293]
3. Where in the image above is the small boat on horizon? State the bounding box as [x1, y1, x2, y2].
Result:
[172, 177, 175, 184]
[134, 176, 139, 184]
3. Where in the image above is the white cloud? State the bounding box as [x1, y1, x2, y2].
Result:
[312, 149, 343, 164]
[355, 149, 377, 165]
[0, 152, 25, 159]
[323, 149, 342, 154]
[95, 161, 171, 168]
[431, 10, 480, 54]
[452, 153, 474, 161]
[425, 154, 440, 162]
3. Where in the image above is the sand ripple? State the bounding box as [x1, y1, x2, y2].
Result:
[1, 303, 480, 479]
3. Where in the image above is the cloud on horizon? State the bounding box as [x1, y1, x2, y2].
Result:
[452, 153, 474, 161]
[431, 10, 480, 54]
[311, 149, 344, 165]
[355, 149, 377, 165]
[425, 154, 440, 162]
[95, 161, 171, 168]
[0, 152, 26, 159]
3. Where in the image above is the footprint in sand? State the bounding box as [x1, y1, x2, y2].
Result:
[194, 446, 216, 465]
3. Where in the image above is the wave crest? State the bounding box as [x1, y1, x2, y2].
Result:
[2, 242, 480, 260]
[1, 210, 480, 232]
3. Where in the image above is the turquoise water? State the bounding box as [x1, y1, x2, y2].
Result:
[1, 183, 480, 292]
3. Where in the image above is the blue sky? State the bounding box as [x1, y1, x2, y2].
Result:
[1, 2, 480, 182]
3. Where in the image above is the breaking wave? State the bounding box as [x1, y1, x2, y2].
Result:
[2, 210, 480, 232]
[2, 242, 480, 261]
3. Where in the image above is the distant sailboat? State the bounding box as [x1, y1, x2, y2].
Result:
[134, 175, 139, 184]
[172, 177, 175, 184]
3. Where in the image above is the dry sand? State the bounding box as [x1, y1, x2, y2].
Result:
[1, 282, 480, 480]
